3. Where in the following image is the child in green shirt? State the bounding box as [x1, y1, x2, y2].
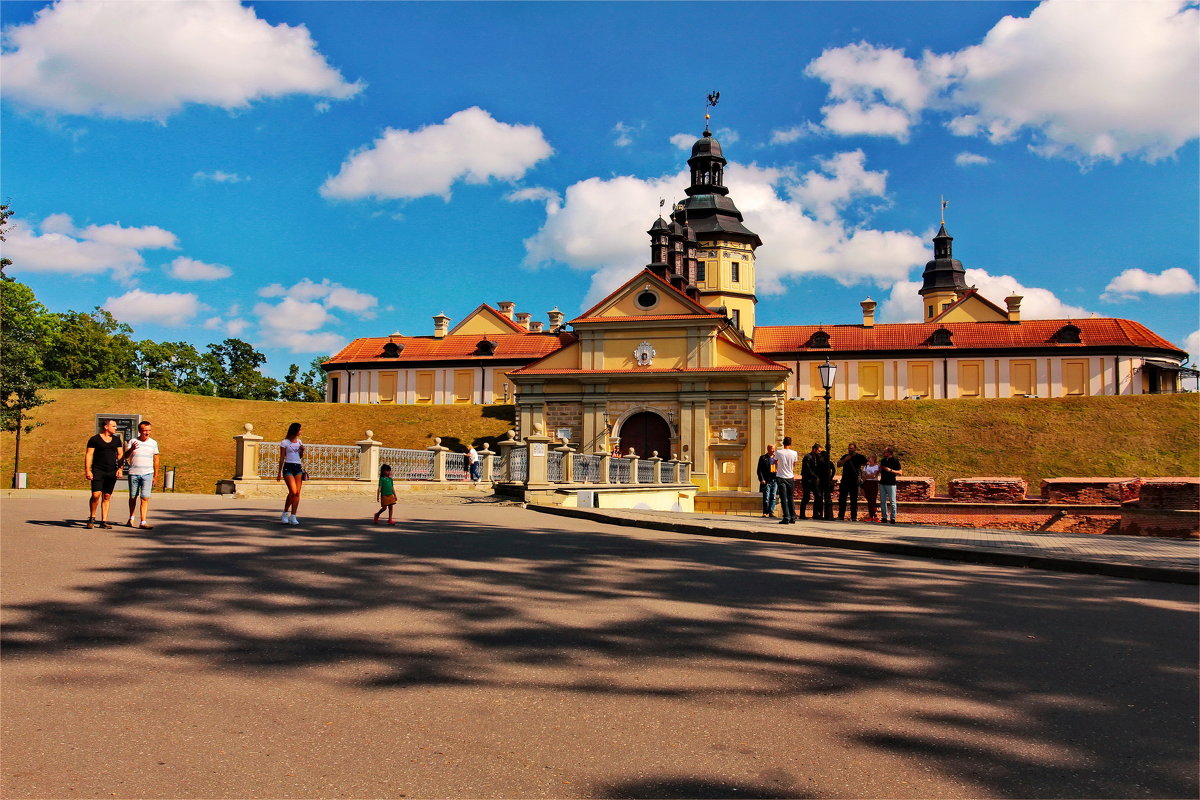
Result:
[374, 464, 397, 525]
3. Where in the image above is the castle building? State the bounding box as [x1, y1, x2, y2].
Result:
[321, 123, 1190, 453]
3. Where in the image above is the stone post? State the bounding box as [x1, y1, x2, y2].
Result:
[233, 423, 264, 480]
[427, 436, 449, 482]
[357, 430, 380, 483]
[666, 453, 681, 484]
[496, 430, 522, 483]
[649, 451, 663, 483]
[626, 447, 640, 485]
[525, 424, 553, 488]
[593, 451, 611, 485]
[555, 439, 575, 484]
[478, 443, 495, 482]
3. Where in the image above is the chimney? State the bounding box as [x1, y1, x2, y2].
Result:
[860, 297, 876, 328]
[1005, 294, 1023, 323]
[515, 312, 532, 330]
[497, 301, 515, 320]
[432, 312, 450, 339]
[547, 306, 564, 332]
[529, 321, 544, 333]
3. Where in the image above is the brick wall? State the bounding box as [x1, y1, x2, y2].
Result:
[949, 477, 1027, 502]
[897, 477, 935, 501]
[545, 402, 583, 443]
[1136, 478, 1200, 510]
[708, 400, 748, 444]
[1119, 507, 1200, 539]
[1041, 478, 1141, 505]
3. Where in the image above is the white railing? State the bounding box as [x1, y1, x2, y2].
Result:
[257, 442, 360, 479]
[503, 449, 528, 482]
[637, 460, 655, 483]
[380, 447, 436, 481]
[572, 454, 602, 483]
[445, 452, 470, 481]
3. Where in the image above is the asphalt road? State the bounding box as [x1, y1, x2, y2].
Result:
[3, 493, 1197, 799]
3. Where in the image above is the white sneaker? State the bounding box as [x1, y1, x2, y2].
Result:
[289, 514, 299, 525]
[280, 512, 290, 524]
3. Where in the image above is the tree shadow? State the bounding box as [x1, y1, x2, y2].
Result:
[2, 506, 1197, 798]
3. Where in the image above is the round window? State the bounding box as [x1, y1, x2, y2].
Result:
[635, 290, 658, 309]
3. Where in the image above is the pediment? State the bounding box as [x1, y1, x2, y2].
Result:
[573, 269, 719, 323]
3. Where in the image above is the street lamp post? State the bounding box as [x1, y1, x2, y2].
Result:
[817, 357, 837, 520]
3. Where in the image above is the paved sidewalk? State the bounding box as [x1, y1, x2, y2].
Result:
[530, 505, 1200, 584]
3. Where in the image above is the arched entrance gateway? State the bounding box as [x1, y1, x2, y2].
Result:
[618, 411, 672, 458]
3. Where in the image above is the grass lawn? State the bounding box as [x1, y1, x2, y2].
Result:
[2, 389, 1196, 495]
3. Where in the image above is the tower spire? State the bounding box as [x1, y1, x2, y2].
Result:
[940, 195, 948, 226]
[704, 90, 719, 135]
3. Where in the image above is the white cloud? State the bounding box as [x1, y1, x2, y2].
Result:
[613, 121, 642, 147]
[104, 289, 202, 325]
[1101, 267, 1199, 301]
[787, 150, 888, 221]
[505, 187, 562, 207]
[320, 107, 553, 201]
[804, 0, 1199, 163]
[166, 256, 233, 281]
[1, 215, 177, 281]
[1183, 330, 1200, 365]
[193, 170, 248, 184]
[0, 0, 362, 120]
[520, 159, 928, 306]
[954, 152, 992, 166]
[251, 279, 376, 353]
[769, 125, 816, 145]
[256, 277, 378, 316]
[879, 268, 1092, 323]
[670, 133, 696, 150]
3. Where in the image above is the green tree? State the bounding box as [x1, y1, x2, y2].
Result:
[133, 340, 214, 395]
[278, 355, 328, 402]
[43, 308, 138, 388]
[204, 338, 278, 400]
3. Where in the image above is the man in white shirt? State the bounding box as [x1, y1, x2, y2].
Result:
[467, 445, 480, 481]
[771, 436, 799, 524]
[124, 420, 160, 529]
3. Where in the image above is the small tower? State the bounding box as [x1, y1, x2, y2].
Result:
[918, 221, 968, 321]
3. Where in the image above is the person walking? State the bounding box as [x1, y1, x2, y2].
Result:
[879, 446, 903, 524]
[276, 422, 305, 526]
[799, 443, 823, 520]
[467, 445, 480, 482]
[836, 442, 868, 521]
[83, 419, 124, 529]
[756, 444, 778, 518]
[123, 420, 159, 529]
[772, 437, 799, 524]
[374, 464, 397, 525]
[861, 455, 881, 521]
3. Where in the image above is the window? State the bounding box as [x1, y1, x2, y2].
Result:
[330, 376, 340, 403]
[635, 290, 658, 310]
[859, 362, 883, 399]
[415, 371, 435, 404]
[927, 305, 934, 319]
[453, 370, 474, 404]
[1010, 360, 1036, 396]
[731, 262, 740, 282]
[378, 372, 397, 404]
[908, 362, 933, 399]
[696, 261, 706, 281]
[731, 309, 741, 330]
[959, 361, 984, 397]
[1063, 360, 1088, 396]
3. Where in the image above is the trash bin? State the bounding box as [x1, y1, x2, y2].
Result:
[14, 473, 27, 489]
[164, 469, 175, 491]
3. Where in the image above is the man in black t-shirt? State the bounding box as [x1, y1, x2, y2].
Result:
[84, 419, 124, 529]
[836, 442, 869, 521]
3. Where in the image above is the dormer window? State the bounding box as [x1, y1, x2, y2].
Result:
[929, 328, 953, 347]
[381, 341, 403, 358]
[475, 339, 498, 356]
[635, 289, 659, 310]
[808, 331, 831, 349]
[1055, 324, 1082, 344]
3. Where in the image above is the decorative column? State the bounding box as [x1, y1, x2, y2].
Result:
[357, 430, 380, 483]
[495, 431, 522, 483]
[649, 452, 663, 483]
[525, 423, 553, 488]
[626, 448, 640, 485]
[555, 439, 575, 483]
[233, 423, 263, 480]
[428, 436, 449, 482]
[478, 443, 495, 482]
[594, 450, 612, 485]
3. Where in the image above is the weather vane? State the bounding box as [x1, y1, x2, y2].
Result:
[705, 90, 720, 133]
[940, 195, 949, 225]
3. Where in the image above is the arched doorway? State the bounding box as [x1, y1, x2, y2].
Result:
[618, 411, 672, 458]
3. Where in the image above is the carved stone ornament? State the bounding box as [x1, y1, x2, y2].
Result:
[633, 341, 656, 367]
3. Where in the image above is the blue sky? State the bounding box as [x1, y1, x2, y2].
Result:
[3, 0, 1198, 377]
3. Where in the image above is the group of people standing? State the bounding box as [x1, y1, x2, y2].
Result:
[758, 438, 902, 525]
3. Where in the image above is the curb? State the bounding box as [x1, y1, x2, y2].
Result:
[527, 505, 1198, 585]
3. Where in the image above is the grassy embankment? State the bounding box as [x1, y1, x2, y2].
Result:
[2, 389, 1197, 494]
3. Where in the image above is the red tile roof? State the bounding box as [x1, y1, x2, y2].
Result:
[753, 318, 1184, 355]
[325, 332, 570, 365]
